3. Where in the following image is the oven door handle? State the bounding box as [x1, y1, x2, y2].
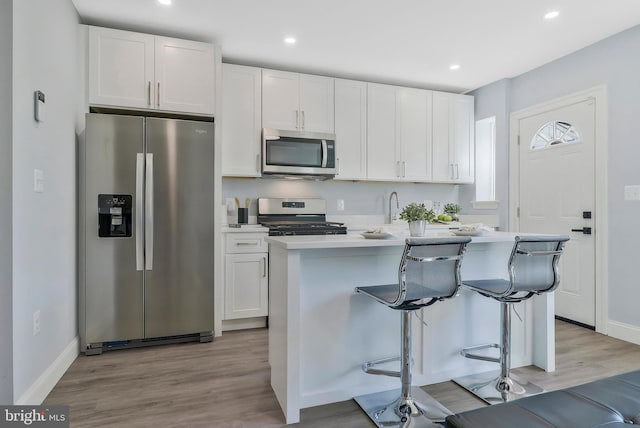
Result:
[321, 140, 328, 168]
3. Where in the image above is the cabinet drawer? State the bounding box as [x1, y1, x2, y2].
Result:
[226, 233, 268, 253]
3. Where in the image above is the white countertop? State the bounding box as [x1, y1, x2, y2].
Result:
[265, 231, 520, 250]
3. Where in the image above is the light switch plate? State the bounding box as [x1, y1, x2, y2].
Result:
[34, 169, 44, 193]
[624, 185, 640, 201]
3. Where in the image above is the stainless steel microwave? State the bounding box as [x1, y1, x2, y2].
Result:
[262, 128, 337, 179]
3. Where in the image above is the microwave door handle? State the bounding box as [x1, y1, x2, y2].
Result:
[321, 140, 328, 168]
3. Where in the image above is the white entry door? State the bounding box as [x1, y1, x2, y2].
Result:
[517, 99, 595, 327]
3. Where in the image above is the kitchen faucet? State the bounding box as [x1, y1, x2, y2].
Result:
[388, 191, 399, 223]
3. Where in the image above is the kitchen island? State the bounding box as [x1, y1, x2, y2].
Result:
[267, 232, 556, 424]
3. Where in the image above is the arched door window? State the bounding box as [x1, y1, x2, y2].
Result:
[530, 121, 580, 150]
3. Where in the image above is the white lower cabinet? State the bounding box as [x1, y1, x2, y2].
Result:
[223, 232, 268, 323]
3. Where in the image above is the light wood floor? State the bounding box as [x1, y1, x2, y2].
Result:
[45, 321, 640, 427]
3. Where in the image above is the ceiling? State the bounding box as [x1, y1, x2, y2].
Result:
[71, 0, 640, 93]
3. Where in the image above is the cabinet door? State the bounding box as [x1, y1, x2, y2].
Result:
[367, 83, 399, 180]
[89, 27, 155, 109]
[397, 88, 432, 181]
[222, 64, 262, 177]
[155, 37, 215, 115]
[451, 95, 475, 183]
[334, 79, 367, 180]
[432, 92, 453, 182]
[262, 69, 300, 130]
[299, 74, 334, 132]
[432, 92, 475, 183]
[224, 253, 268, 319]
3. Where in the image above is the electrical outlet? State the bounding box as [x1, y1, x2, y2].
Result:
[337, 199, 345, 211]
[33, 310, 41, 336]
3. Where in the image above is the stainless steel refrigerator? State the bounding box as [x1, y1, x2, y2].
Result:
[79, 113, 214, 355]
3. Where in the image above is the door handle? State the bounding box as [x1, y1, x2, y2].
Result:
[301, 110, 305, 129]
[147, 81, 151, 106]
[295, 110, 299, 129]
[321, 140, 328, 167]
[135, 153, 144, 271]
[145, 153, 154, 269]
[157, 82, 160, 108]
[571, 227, 592, 235]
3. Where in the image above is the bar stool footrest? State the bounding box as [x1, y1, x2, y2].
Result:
[354, 386, 452, 427]
[452, 369, 546, 405]
[362, 356, 401, 378]
[460, 343, 500, 363]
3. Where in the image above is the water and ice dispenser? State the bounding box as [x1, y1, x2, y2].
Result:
[98, 194, 132, 238]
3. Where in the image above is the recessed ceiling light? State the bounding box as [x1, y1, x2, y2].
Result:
[544, 11, 559, 19]
[449, 64, 460, 71]
[284, 37, 296, 45]
[157, 0, 172, 5]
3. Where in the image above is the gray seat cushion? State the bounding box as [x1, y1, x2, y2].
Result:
[445, 370, 640, 428]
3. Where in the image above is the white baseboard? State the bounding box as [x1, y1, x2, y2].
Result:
[222, 317, 267, 332]
[607, 320, 640, 346]
[16, 336, 79, 405]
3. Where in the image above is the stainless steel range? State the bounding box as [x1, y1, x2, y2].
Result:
[258, 198, 347, 236]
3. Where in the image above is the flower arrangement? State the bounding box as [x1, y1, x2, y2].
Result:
[399, 202, 436, 223]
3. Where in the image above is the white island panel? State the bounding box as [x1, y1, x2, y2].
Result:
[267, 232, 554, 424]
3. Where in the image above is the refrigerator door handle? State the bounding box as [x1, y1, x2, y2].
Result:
[145, 153, 154, 270]
[136, 153, 144, 271]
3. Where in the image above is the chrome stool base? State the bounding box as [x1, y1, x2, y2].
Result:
[453, 369, 545, 405]
[354, 386, 451, 427]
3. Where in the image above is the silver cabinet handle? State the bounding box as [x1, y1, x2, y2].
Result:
[295, 110, 299, 129]
[262, 256, 267, 277]
[455, 163, 460, 179]
[236, 241, 259, 246]
[301, 110, 305, 129]
[135, 153, 144, 271]
[145, 153, 154, 270]
[147, 81, 151, 106]
[157, 82, 160, 108]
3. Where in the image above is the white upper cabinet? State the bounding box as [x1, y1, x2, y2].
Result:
[367, 83, 399, 180]
[262, 69, 334, 132]
[367, 83, 432, 181]
[221, 64, 262, 177]
[397, 87, 432, 181]
[89, 27, 154, 109]
[334, 79, 367, 180]
[432, 92, 474, 183]
[154, 37, 215, 114]
[89, 26, 215, 115]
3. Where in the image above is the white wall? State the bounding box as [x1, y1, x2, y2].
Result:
[12, 0, 80, 402]
[471, 25, 640, 331]
[0, 0, 14, 405]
